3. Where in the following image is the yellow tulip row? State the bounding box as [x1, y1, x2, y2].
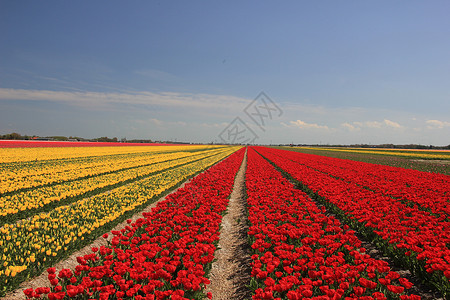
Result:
[0, 145, 223, 194]
[1, 147, 225, 195]
[0, 147, 228, 220]
[1, 149, 187, 194]
[0, 146, 240, 291]
[0, 145, 214, 164]
[2, 265, 27, 278]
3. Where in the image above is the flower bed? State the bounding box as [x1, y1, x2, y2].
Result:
[0, 146, 239, 295]
[269, 148, 450, 216]
[255, 146, 450, 297]
[245, 147, 420, 300]
[23, 148, 245, 299]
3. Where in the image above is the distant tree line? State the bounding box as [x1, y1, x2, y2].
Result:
[0, 133, 201, 144]
[0, 132, 36, 140]
[1, 133, 448, 148]
[0, 133, 152, 143]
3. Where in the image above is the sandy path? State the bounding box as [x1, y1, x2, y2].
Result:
[206, 150, 251, 300]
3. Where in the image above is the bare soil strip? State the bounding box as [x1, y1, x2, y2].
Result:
[5, 171, 203, 300]
[206, 150, 251, 300]
[412, 159, 450, 164]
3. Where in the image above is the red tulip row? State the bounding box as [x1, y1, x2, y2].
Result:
[264, 148, 450, 217]
[254, 146, 450, 296]
[24, 148, 245, 300]
[245, 147, 420, 300]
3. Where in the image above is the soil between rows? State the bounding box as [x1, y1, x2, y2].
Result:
[206, 150, 251, 300]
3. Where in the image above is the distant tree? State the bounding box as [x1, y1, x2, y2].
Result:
[94, 136, 119, 142]
[1, 132, 23, 140]
[51, 136, 69, 141]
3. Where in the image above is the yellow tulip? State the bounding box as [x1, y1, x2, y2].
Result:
[0, 145, 241, 293]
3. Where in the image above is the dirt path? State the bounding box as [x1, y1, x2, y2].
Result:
[5, 175, 198, 300]
[206, 150, 251, 300]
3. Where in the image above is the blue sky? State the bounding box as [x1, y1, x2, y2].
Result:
[1, 1, 450, 145]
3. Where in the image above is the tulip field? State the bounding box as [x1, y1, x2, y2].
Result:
[1, 143, 449, 299]
[0, 144, 241, 296]
[279, 147, 450, 175]
[252, 146, 450, 299]
[246, 147, 421, 300]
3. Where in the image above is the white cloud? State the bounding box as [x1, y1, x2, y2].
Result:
[2, 87, 447, 144]
[136, 118, 188, 128]
[283, 102, 366, 116]
[365, 121, 383, 128]
[342, 119, 403, 130]
[341, 122, 360, 131]
[201, 122, 229, 128]
[426, 119, 450, 129]
[383, 119, 402, 128]
[149, 118, 163, 126]
[284, 119, 329, 130]
[0, 88, 250, 112]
